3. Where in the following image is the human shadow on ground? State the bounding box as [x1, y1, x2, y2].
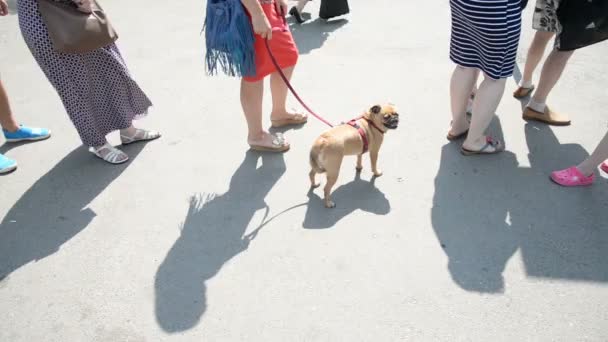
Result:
[0, 144, 145, 281]
[154, 150, 286, 333]
[303, 172, 390, 229]
[432, 117, 608, 293]
[0, 140, 35, 176]
[289, 18, 348, 55]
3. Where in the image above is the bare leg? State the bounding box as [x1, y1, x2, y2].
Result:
[463, 74, 506, 152]
[577, 131, 608, 176]
[449, 66, 478, 136]
[530, 48, 574, 106]
[0, 80, 19, 132]
[241, 78, 265, 140]
[270, 67, 305, 121]
[521, 31, 554, 87]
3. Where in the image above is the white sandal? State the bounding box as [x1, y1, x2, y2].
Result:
[120, 128, 161, 145]
[90, 143, 129, 164]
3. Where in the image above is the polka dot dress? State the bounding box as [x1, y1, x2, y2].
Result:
[17, 0, 152, 147]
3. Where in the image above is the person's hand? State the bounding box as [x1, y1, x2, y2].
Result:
[73, 0, 93, 13]
[0, 0, 9, 16]
[251, 13, 272, 40]
[278, 0, 289, 16]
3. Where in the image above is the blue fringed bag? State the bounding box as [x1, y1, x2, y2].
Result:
[204, 0, 257, 77]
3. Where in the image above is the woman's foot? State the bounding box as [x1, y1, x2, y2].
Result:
[447, 129, 469, 141]
[447, 117, 470, 141]
[120, 126, 161, 145]
[461, 136, 504, 155]
[90, 143, 129, 164]
[551, 166, 595, 187]
[0, 154, 17, 174]
[289, 6, 305, 24]
[513, 85, 535, 99]
[248, 131, 290, 152]
[3, 124, 51, 142]
[270, 110, 308, 128]
[522, 106, 571, 126]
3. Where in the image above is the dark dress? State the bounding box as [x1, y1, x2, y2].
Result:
[319, 0, 349, 20]
[556, 0, 608, 51]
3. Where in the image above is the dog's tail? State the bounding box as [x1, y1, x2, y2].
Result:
[309, 143, 326, 173]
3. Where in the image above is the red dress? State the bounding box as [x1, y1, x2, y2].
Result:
[243, 0, 299, 82]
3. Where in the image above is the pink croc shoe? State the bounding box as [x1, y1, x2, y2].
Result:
[601, 161, 608, 173]
[550, 166, 595, 187]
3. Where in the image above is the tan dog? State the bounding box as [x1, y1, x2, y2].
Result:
[309, 104, 400, 208]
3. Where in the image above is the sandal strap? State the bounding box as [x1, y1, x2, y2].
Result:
[92, 143, 127, 163]
[271, 133, 287, 146]
[121, 128, 160, 144]
[479, 137, 500, 152]
[121, 128, 143, 142]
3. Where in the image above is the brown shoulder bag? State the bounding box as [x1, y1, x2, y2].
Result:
[37, 0, 118, 54]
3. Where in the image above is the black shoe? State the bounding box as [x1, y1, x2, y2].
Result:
[289, 6, 305, 24]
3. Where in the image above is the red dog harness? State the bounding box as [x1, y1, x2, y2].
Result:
[346, 117, 386, 154]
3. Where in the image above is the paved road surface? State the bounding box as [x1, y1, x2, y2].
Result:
[1, 1, 607, 341]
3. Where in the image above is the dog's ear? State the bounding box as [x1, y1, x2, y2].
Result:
[370, 105, 382, 115]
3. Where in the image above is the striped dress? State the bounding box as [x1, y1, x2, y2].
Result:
[450, 0, 522, 79]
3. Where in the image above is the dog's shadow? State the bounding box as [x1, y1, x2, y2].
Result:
[303, 172, 391, 229]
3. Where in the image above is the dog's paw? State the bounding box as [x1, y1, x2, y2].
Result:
[373, 169, 383, 177]
[310, 182, 321, 189]
[355, 166, 363, 173]
[325, 200, 336, 209]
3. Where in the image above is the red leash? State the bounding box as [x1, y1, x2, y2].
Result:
[263, 12, 334, 128]
[264, 39, 334, 128]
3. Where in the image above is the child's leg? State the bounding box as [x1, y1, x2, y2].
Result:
[577, 131, 608, 176]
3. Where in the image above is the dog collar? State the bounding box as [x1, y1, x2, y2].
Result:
[363, 117, 387, 135]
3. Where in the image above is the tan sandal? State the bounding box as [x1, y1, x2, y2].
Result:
[249, 133, 290, 152]
[522, 106, 571, 126]
[270, 112, 308, 128]
[513, 86, 535, 99]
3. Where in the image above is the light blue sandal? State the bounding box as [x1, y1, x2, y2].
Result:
[3, 125, 51, 143]
[0, 154, 17, 174]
